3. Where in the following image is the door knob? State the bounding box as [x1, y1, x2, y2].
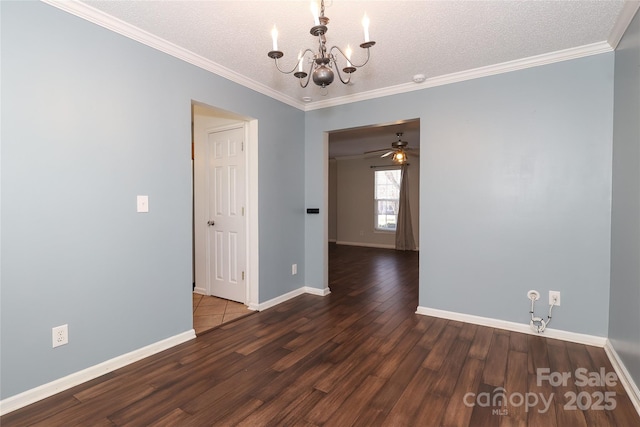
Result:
[207, 220, 215, 226]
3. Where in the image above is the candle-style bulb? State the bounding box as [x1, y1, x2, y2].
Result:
[362, 14, 370, 42]
[271, 25, 278, 51]
[298, 51, 303, 72]
[311, 1, 320, 25]
[345, 45, 352, 67]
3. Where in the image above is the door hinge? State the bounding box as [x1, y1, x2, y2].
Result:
[242, 206, 245, 216]
[242, 271, 245, 280]
[241, 141, 244, 151]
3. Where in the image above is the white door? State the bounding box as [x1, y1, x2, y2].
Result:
[199, 126, 246, 302]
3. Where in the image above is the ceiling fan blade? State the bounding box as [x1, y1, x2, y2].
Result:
[364, 151, 388, 159]
[363, 148, 391, 155]
[380, 151, 394, 158]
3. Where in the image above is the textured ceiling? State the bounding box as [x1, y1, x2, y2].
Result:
[63, 1, 632, 156]
[78, 0, 626, 110]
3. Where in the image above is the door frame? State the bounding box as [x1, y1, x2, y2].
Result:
[192, 102, 259, 309]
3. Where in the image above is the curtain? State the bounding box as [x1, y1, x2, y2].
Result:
[395, 164, 416, 251]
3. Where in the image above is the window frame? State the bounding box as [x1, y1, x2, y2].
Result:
[373, 167, 402, 233]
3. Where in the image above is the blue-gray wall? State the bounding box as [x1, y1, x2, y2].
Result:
[1, 0, 635, 405]
[610, 9, 640, 389]
[306, 54, 615, 337]
[0, 1, 305, 399]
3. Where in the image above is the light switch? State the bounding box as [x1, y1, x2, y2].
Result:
[137, 195, 149, 213]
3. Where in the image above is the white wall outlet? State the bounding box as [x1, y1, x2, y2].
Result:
[136, 195, 149, 213]
[52, 324, 68, 348]
[292, 264, 297, 275]
[549, 291, 561, 306]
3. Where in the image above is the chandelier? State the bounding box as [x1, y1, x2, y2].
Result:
[267, 0, 375, 89]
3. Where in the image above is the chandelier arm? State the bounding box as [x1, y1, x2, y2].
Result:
[298, 58, 315, 88]
[334, 63, 352, 85]
[272, 58, 298, 75]
[298, 71, 313, 88]
[329, 45, 372, 68]
[272, 48, 316, 75]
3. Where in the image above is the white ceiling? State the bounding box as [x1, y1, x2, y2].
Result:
[68, 1, 632, 109]
[52, 1, 636, 156]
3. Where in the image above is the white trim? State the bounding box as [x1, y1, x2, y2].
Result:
[248, 286, 330, 311]
[604, 340, 640, 416]
[416, 306, 607, 347]
[193, 287, 207, 295]
[323, 132, 331, 293]
[0, 330, 196, 416]
[246, 120, 260, 309]
[303, 286, 331, 297]
[305, 42, 613, 111]
[336, 241, 395, 250]
[42, 0, 616, 113]
[608, 1, 640, 49]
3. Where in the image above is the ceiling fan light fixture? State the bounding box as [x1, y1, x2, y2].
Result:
[362, 131, 418, 162]
[267, 0, 375, 90]
[392, 150, 407, 164]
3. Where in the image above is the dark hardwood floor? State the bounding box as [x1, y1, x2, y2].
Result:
[2, 244, 639, 426]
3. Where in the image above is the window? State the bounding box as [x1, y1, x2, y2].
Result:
[374, 169, 401, 231]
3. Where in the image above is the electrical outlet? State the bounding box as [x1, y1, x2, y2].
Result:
[292, 264, 297, 275]
[549, 291, 561, 306]
[136, 195, 149, 213]
[52, 324, 68, 348]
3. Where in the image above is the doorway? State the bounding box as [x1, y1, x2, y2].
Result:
[328, 120, 420, 248]
[192, 103, 260, 313]
[327, 119, 420, 293]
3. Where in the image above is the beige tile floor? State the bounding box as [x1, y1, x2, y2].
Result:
[192, 293, 252, 334]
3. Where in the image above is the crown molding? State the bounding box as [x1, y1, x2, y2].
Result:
[304, 41, 613, 111]
[43, 0, 618, 113]
[608, 1, 640, 49]
[41, 0, 306, 110]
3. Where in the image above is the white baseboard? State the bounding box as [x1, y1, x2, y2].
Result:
[249, 286, 331, 311]
[335, 241, 419, 251]
[0, 330, 196, 416]
[416, 306, 607, 347]
[336, 241, 395, 249]
[604, 340, 640, 415]
[193, 287, 207, 295]
[303, 286, 331, 297]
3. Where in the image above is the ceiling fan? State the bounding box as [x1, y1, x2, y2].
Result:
[364, 132, 419, 164]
